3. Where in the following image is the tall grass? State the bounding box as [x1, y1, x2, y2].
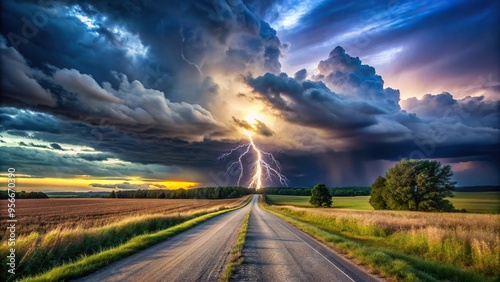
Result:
[0, 200, 246, 281]
[264, 197, 500, 280]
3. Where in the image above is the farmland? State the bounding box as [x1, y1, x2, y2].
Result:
[0, 197, 248, 280]
[451, 192, 500, 213]
[266, 192, 500, 213]
[0, 197, 246, 239]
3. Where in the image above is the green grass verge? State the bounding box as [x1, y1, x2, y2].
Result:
[261, 197, 495, 282]
[266, 192, 500, 213]
[219, 207, 252, 282]
[20, 197, 252, 282]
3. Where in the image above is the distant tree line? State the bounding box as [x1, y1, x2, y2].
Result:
[455, 186, 499, 192]
[330, 186, 371, 196]
[108, 186, 248, 199]
[0, 190, 49, 199]
[45, 191, 110, 198]
[261, 187, 311, 195]
[260, 186, 370, 196]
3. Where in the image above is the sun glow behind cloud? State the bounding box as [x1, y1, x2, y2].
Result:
[244, 112, 265, 136]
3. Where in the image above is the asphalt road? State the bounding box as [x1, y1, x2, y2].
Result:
[233, 196, 378, 282]
[77, 195, 377, 282]
[76, 196, 254, 282]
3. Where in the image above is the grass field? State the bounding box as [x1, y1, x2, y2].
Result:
[0, 197, 247, 281]
[266, 195, 373, 209]
[263, 196, 500, 281]
[451, 192, 500, 213]
[266, 192, 500, 213]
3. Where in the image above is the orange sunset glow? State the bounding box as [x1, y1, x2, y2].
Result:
[0, 175, 198, 192]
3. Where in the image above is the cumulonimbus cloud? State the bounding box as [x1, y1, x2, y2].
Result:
[244, 46, 499, 157]
[0, 38, 227, 141]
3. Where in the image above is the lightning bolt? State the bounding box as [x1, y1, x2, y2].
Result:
[219, 133, 288, 189]
[179, 26, 203, 76]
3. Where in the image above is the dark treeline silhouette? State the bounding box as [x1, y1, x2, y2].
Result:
[329, 186, 371, 196]
[455, 186, 499, 192]
[260, 187, 311, 195]
[0, 190, 49, 199]
[45, 191, 110, 198]
[260, 186, 370, 196]
[108, 186, 250, 199]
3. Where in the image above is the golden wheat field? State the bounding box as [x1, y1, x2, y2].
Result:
[0, 197, 246, 239]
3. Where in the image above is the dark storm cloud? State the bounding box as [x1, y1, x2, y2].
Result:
[277, 0, 499, 94]
[94, 24, 122, 47]
[0, 0, 133, 86]
[53, 68, 122, 103]
[0, 107, 61, 133]
[245, 71, 385, 131]
[19, 141, 50, 149]
[1, 0, 285, 103]
[312, 46, 400, 112]
[245, 47, 500, 162]
[0, 107, 213, 165]
[402, 93, 500, 129]
[0, 42, 226, 140]
[281, 150, 500, 187]
[0, 0, 289, 141]
[275, 151, 389, 187]
[0, 0, 285, 143]
[50, 143, 64, 150]
[0, 37, 55, 106]
[293, 68, 307, 81]
[52, 69, 226, 140]
[77, 153, 115, 162]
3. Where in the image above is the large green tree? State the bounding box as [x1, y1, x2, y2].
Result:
[310, 183, 332, 207]
[369, 159, 456, 212]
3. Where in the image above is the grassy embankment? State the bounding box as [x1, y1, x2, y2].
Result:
[220, 207, 252, 282]
[262, 195, 500, 282]
[267, 191, 500, 213]
[0, 196, 249, 281]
